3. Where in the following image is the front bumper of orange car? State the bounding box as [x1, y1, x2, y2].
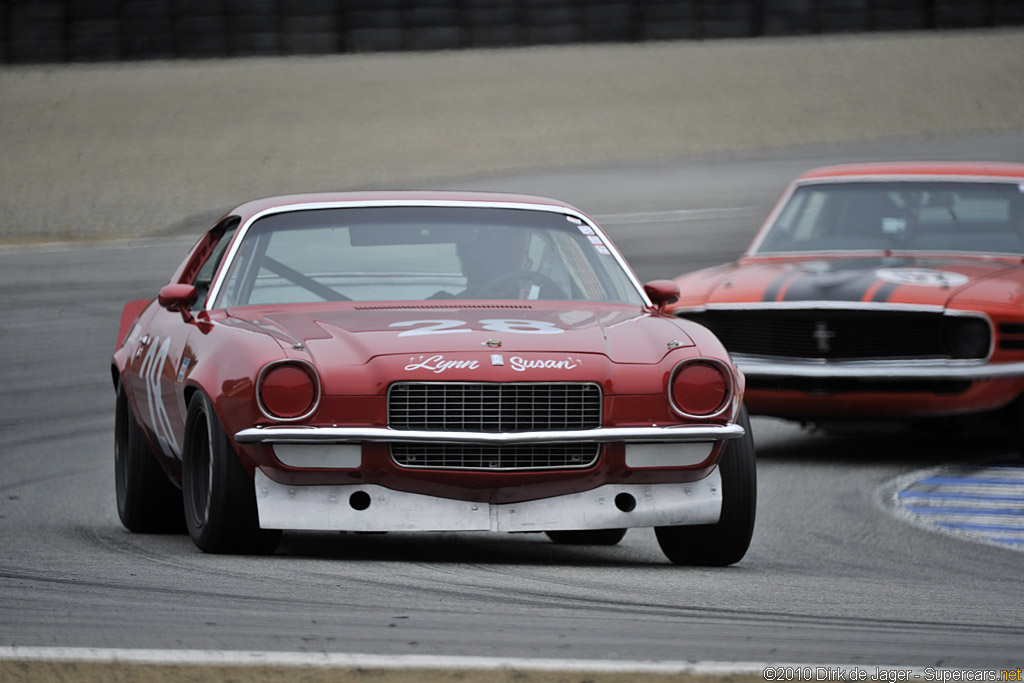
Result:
[736, 354, 1024, 418]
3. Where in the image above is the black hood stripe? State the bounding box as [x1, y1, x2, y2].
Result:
[782, 271, 881, 302]
[763, 272, 795, 302]
[870, 281, 899, 303]
[754, 259, 971, 304]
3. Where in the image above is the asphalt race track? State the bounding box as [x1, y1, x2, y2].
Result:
[2, 135, 1024, 681]
[2, 31, 1024, 681]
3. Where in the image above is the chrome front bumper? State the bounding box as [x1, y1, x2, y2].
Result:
[254, 467, 722, 532]
[734, 354, 1024, 381]
[235, 423, 745, 445]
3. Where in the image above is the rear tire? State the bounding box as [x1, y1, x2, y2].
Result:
[114, 385, 185, 533]
[546, 528, 627, 546]
[655, 405, 756, 566]
[1008, 395, 1024, 460]
[182, 393, 281, 554]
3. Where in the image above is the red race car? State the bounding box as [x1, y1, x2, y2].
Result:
[112, 192, 754, 565]
[670, 162, 1024, 447]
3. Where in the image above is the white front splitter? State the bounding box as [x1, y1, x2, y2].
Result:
[254, 467, 722, 532]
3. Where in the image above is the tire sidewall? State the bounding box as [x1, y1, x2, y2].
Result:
[114, 383, 184, 533]
[718, 405, 757, 553]
[114, 385, 137, 525]
[183, 393, 214, 545]
[654, 404, 757, 566]
[182, 392, 279, 554]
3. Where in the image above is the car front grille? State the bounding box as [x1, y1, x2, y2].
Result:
[388, 382, 602, 432]
[678, 309, 989, 360]
[387, 382, 603, 471]
[390, 443, 600, 470]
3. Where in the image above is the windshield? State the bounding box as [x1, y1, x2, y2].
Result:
[214, 206, 644, 308]
[754, 181, 1024, 255]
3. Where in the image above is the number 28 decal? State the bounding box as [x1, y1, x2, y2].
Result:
[389, 318, 563, 336]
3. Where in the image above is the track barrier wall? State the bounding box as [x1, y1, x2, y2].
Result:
[2, 0, 1024, 63]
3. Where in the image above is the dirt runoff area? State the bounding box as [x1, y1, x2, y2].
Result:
[1, 28, 1022, 243]
[1, 660, 780, 683]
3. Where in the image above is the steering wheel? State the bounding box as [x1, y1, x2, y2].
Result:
[476, 270, 567, 300]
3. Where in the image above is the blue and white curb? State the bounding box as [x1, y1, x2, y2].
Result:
[889, 463, 1024, 551]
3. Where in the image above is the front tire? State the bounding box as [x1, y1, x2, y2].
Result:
[114, 384, 184, 533]
[655, 405, 756, 566]
[182, 393, 281, 554]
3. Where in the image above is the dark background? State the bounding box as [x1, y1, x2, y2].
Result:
[3, 0, 1024, 64]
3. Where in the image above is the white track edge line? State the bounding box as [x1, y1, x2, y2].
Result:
[0, 647, 936, 674]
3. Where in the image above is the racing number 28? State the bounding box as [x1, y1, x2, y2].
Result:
[389, 319, 563, 336]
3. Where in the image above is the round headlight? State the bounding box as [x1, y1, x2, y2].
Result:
[258, 362, 319, 420]
[945, 317, 990, 359]
[670, 360, 731, 418]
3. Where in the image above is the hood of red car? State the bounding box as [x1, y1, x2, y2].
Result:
[228, 303, 695, 368]
[673, 254, 1024, 309]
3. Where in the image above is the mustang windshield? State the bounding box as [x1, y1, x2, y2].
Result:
[754, 181, 1024, 255]
[215, 206, 644, 307]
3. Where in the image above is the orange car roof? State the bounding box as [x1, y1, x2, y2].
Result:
[796, 161, 1024, 182]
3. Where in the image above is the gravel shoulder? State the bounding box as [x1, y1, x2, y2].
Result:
[2, 29, 1023, 241]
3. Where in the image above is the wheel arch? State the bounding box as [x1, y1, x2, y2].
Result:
[183, 384, 201, 413]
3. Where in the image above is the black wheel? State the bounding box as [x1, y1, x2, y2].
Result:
[655, 405, 756, 566]
[114, 384, 185, 533]
[182, 393, 281, 554]
[546, 528, 627, 546]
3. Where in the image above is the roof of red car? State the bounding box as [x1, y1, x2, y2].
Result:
[228, 191, 582, 219]
[796, 161, 1024, 182]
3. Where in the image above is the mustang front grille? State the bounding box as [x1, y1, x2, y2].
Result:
[678, 309, 990, 361]
[388, 382, 602, 432]
[390, 443, 601, 470]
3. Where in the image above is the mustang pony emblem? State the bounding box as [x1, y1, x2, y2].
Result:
[812, 322, 835, 354]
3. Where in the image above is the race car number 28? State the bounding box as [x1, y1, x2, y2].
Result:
[390, 319, 563, 336]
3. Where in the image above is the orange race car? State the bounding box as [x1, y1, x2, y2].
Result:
[670, 162, 1024, 448]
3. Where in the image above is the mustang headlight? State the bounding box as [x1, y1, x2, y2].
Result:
[669, 358, 732, 418]
[257, 360, 320, 421]
[945, 317, 990, 359]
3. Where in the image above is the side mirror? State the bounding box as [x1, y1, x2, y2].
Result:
[643, 280, 680, 312]
[158, 284, 199, 317]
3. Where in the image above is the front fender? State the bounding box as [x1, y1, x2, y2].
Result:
[116, 299, 155, 351]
